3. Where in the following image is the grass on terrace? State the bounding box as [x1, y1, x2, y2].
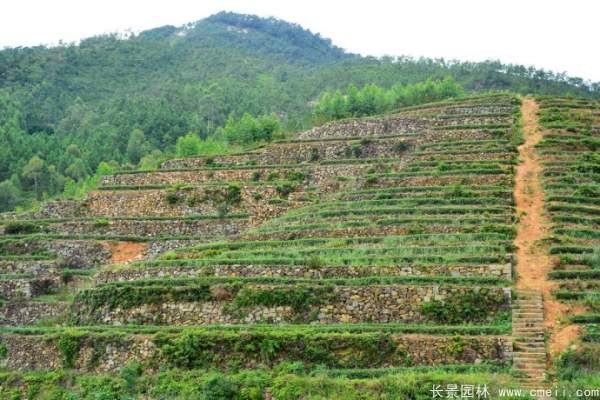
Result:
[537, 98, 600, 323]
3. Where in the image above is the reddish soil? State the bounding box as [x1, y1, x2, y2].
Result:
[104, 241, 146, 264]
[514, 98, 579, 361]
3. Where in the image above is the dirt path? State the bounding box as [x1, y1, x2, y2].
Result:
[514, 98, 579, 361]
[104, 241, 147, 264]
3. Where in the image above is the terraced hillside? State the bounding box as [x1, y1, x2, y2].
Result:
[535, 97, 600, 375]
[0, 93, 554, 398]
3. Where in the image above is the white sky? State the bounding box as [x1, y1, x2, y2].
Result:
[1, 0, 599, 81]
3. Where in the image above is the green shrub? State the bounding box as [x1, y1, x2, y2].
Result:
[365, 176, 379, 185]
[421, 289, 506, 324]
[165, 191, 181, 205]
[346, 143, 363, 158]
[252, 192, 263, 201]
[186, 194, 202, 207]
[120, 361, 143, 392]
[305, 255, 324, 269]
[57, 330, 85, 368]
[200, 372, 239, 399]
[309, 148, 320, 162]
[276, 183, 295, 198]
[0, 343, 7, 359]
[93, 218, 109, 227]
[392, 142, 409, 152]
[557, 344, 600, 380]
[267, 172, 280, 181]
[226, 185, 242, 205]
[286, 171, 306, 182]
[4, 222, 40, 235]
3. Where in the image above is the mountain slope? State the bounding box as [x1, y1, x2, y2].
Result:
[0, 11, 599, 213]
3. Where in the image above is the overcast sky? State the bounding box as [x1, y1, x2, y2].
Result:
[2, 0, 598, 81]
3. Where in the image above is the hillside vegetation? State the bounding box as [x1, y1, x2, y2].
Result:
[0, 92, 599, 397]
[1, 12, 600, 211]
[0, 94, 521, 398]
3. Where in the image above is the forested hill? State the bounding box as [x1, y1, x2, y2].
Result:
[0, 11, 599, 211]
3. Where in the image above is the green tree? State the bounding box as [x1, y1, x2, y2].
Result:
[176, 132, 202, 157]
[219, 113, 280, 145]
[126, 128, 146, 164]
[0, 180, 21, 211]
[22, 156, 45, 199]
[65, 159, 88, 181]
[346, 84, 360, 116]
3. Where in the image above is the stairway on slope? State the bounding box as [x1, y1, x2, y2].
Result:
[512, 289, 547, 388]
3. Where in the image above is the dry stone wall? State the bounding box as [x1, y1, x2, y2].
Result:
[0, 201, 83, 221]
[103, 162, 398, 188]
[0, 333, 512, 372]
[442, 105, 514, 115]
[82, 186, 288, 218]
[0, 260, 59, 276]
[297, 115, 511, 140]
[47, 240, 111, 268]
[75, 285, 510, 325]
[159, 137, 411, 170]
[0, 300, 69, 326]
[0, 277, 59, 300]
[41, 218, 251, 238]
[95, 263, 512, 283]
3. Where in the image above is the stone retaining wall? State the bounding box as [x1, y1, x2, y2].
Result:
[95, 263, 512, 283]
[46, 240, 111, 268]
[0, 260, 58, 276]
[159, 137, 411, 170]
[103, 162, 398, 188]
[82, 186, 286, 218]
[158, 128, 511, 171]
[0, 300, 69, 326]
[75, 285, 510, 325]
[441, 106, 514, 115]
[298, 115, 511, 140]
[251, 224, 512, 241]
[369, 174, 512, 188]
[0, 332, 512, 372]
[44, 218, 251, 238]
[0, 201, 83, 221]
[0, 277, 59, 300]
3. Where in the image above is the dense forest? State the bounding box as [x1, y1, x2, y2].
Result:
[1, 11, 599, 211]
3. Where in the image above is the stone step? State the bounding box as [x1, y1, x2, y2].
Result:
[515, 337, 545, 343]
[512, 323, 544, 328]
[515, 322, 544, 327]
[514, 360, 547, 366]
[514, 300, 543, 304]
[515, 292, 542, 296]
[515, 296, 543, 302]
[514, 349, 546, 354]
[514, 356, 546, 362]
[515, 347, 546, 352]
[513, 308, 544, 313]
[513, 329, 544, 334]
[515, 365, 547, 372]
[513, 289, 545, 387]
[512, 330, 545, 335]
[513, 308, 544, 318]
[520, 374, 546, 381]
[520, 374, 546, 379]
[514, 318, 544, 323]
